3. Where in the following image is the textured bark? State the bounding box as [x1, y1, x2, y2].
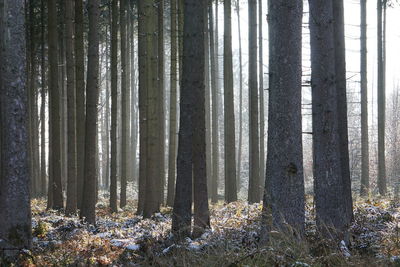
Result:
[209, 2, 219, 203]
[65, 0, 77, 215]
[258, 0, 265, 196]
[75, 0, 85, 210]
[158, 0, 165, 205]
[48, 0, 63, 210]
[377, 0, 386, 196]
[205, 4, 212, 200]
[40, 0, 47, 197]
[137, 0, 147, 215]
[142, 0, 160, 218]
[264, 0, 304, 233]
[0, 0, 32, 250]
[120, 0, 128, 209]
[110, 0, 118, 213]
[80, 0, 100, 224]
[235, 1, 243, 192]
[309, 0, 348, 236]
[332, 0, 354, 224]
[360, 0, 369, 197]
[248, 0, 260, 203]
[193, 1, 210, 238]
[223, 0, 237, 203]
[167, 0, 178, 207]
[173, 0, 209, 238]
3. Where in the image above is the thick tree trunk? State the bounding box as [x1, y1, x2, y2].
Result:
[65, 0, 77, 215]
[309, 0, 348, 237]
[0, 0, 32, 251]
[110, 0, 118, 213]
[264, 0, 304, 234]
[223, 0, 237, 203]
[48, 0, 63, 210]
[80, 0, 100, 225]
[248, 0, 260, 203]
[167, 0, 178, 207]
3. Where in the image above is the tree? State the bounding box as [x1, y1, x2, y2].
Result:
[360, 0, 369, 197]
[65, 0, 77, 215]
[263, 0, 304, 234]
[48, 0, 63, 210]
[209, 0, 219, 203]
[0, 0, 32, 250]
[110, 0, 118, 213]
[40, 0, 47, 197]
[258, 0, 265, 195]
[80, 0, 100, 224]
[75, 0, 85, 210]
[248, 0, 260, 203]
[223, 0, 237, 203]
[167, 0, 178, 207]
[377, 0, 387, 196]
[120, 0, 129, 209]
[332, 0, 353, 224]
[172, 0, 209, 238]
[309, 0, 352, 238]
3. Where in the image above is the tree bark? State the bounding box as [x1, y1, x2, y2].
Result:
[48, 0, 63, 210]
[223, 0, 237, 203]
[80, 0, 100, 225]
[0, 0, 32, 250]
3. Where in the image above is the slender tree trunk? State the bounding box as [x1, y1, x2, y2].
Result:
[75, 0, 86, 210]
[80, 0, 100, 225]
[332, 0, 353, 224]
[377, 0, 386, 196]
[167, 0, 178, 207]
[248, 0, 260, 203]
[158, 0, 165, 206]
[209, 1, 219, 203]
[223, 0, 237, 203]
[205, 3, 212, 200]
[48, 0, 63, 210]
[263, 0, 304, 235]
[360, 0, 369, 197]
[258, 0, 265, 196]
[235, 1, 243, 192]
[40, 0, 47, 197]
[65, 0, 77, 215]
[0, 0, 32, 250]
[110, 0, 119, 213]
[120, 0, 128, 208]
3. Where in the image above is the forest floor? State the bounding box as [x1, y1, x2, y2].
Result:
[7, 195, 400, 266]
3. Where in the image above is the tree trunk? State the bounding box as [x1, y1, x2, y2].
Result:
[48, 0, 63, 210]
[360, 0, 369, 197]
[235, 0, 243, 193]
[258, 0, 265, 197]
[65, 0, 77, 215]
[223, 0, 237, 203]
[110, 0, 119, 213]
[40, 0, 47, 197]
[377, 0, 386, 196]
[80, 0, 100, 225]
[309, 0, 348, 237]
[0, 0, 32, 250]
[167, 0, 178, 207]
[158, 0, 165, 206]
[75, 0, 86, 210]
[332, 0, 353, 224]
[264, 0, 304, 234]
[209, 1, 219, 203]
[248, 0, 260, 203]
